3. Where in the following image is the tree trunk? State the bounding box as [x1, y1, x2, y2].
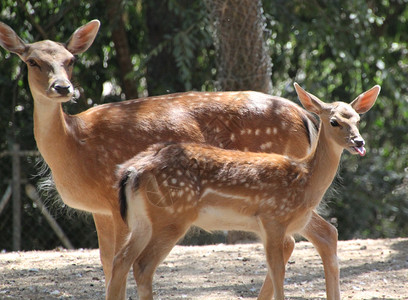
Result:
[207, 0, 272, 243]
[207, 0, 272, 94]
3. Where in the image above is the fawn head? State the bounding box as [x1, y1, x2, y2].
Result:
[0, 20, 100, 103]
[294, 83, 380, 156]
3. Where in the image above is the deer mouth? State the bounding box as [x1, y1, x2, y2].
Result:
[351, 145, 366, 156]
[46, 90, 73, 102]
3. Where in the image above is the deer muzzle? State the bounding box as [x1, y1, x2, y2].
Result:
[352, 137, 366, 156]
[51, 79, 73, 97]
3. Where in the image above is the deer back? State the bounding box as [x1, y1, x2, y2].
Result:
[118, 142, 309, 224]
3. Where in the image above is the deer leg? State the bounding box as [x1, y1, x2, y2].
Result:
[93, 213, 116, 286]
[132, 223, 191, 300]
[258, 235, 295, 300]
[107, 218, 152, 300]
[263, 239, 285, 300]
[301, 212, 340, 300]
[258, 218, 286, 300]
[94, 211, 132, 297]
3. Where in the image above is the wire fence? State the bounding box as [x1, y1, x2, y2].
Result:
[0, 143, 231, 252]
[0, 143, 98, 252]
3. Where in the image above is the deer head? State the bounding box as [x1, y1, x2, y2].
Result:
[0, 20, 100, 103]
[294, 83, 380, 157]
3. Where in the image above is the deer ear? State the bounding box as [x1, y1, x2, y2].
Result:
[0, 22, 27, 56]
[66, 20, 100, 55]
[294, 82, 327, 114]
[350, 85, 380, 114]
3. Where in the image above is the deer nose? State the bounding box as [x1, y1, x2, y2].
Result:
[52, 81, 72, 96]
[352, 137, 365, 147]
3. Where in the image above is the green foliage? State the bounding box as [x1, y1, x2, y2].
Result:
[141, 0, 214, 95]
[167, 0, 213, 91]
[263, 0, 408, 239]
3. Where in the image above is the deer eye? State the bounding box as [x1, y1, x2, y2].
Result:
[27, 59, 39, 68]
[330, 119, 340, 127]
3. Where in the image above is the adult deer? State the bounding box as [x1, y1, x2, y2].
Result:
[0, 20, 372, 299]
[110, 83, 379, 300]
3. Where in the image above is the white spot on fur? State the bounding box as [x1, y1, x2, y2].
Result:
[267, 197, 275, 205]
[260, 142, 272, 151]
[166, 206, 175, 214]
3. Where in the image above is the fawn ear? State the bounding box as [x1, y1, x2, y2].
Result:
[66, 20, 100, 55]
[294, 82, 328, 114]
[350, 85, 380, 114]
[0, 22, 27, 56]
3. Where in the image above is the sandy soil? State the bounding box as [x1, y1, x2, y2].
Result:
[0, 238, 407, 299]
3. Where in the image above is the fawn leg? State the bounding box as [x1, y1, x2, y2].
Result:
[106, 219, 152, 300]
[301, 212, 340, 300]
[258, 217, 286, 300]
[258, 235, 295, 300]
[132, 223, 191, 300]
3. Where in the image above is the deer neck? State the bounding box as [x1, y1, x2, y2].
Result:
[31, 97, 109, 212]
[32, 94, 83, 180]
[33, 99, 71, 160]
[304, 124, 343, 205]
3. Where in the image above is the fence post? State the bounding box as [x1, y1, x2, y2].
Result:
[12, 143, 21, 251]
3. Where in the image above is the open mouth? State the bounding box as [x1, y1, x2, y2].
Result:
[352, 145, 366, 156]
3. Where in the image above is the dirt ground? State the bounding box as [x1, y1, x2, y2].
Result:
[0, 238, 407, 300]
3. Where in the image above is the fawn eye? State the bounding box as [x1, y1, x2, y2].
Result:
[68, 58, 75, 67]
[330, 119, 340, 127]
